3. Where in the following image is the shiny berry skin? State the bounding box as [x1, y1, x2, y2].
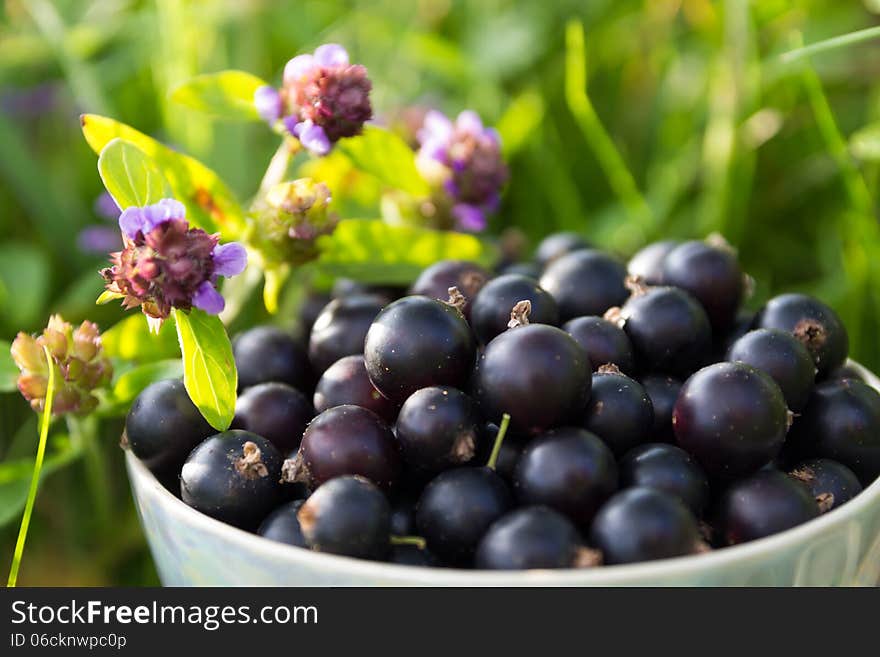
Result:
[258, 500, 307, 548]
[395, 386, 481, 475]
[308, 294, 384, 374]
[470, 274, 559, 345]
[727, 328, 816, 412]
[673, 362, 789, 480]
[715, 470, 819, 545]
[410, 259, 489, 320]
[539, 250, 628, 321]
[477, 423, 522, 484]
[583, 368, 654, 457]
[298, 476, 391, 560]
[233, 326, 314, 393]
[640, 375, 682, 442]
[475, 507, 587, 570]
[627, 240, 679, 285]
[786, 379, 880, 486]
[416, 467, 512, 563]
[331, 279, 405, 304]
[125, 379, 213, 474]
[364, 296, 476, 404]
[661, 240, 744, 331]
[232, 382, 314, 452]
[619, 287, 712, 377]
[180, 430, 284, 530]
[290, 405, 401, 490]
[754, 293, 849, 378]
[589, 487, 701, 564]
[299, 292, 332, 341]
[389, 497, 417, 536]
[500, 261, 542, 279]
[534, 232, 590, 268]
[563, 316, 636, 374]
[473, 324, 591, 436]
[389, 544, 438, 567]
[619, 443, 710, 515]
[313, 355, 398, 423]
[514, 427, 617, 527]
[790, 458, 863, 513]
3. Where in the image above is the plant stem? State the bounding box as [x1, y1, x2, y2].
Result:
[7, 346, 56, 588]
[486, 413, 511, 471]
[780, 26, 880, 64]
[390, 536, 427, 549]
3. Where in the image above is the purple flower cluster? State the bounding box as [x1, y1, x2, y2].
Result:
[254, 44, 372, 156]
[100, 199, 247, 321]
[78, 192, 123, 255]
[416, 110, 508, 232]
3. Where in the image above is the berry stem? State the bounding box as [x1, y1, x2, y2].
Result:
[390, 536, 427, 550]
[486, 413, 511, 471]
[7, 346, 55, 588]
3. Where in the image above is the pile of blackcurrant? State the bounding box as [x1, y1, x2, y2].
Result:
[125, 234, 880, 571]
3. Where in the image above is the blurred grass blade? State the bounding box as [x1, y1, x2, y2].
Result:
[101, 314, 180, 363]
[98, 139, 171, 209]
[171, 70, 270, 121]
[336, 126, 431, 197]
[780, 26, 880, 64]
[850, 123, 880, 162]
[0, 340, 18, 393]
[496, 89, 545, 157]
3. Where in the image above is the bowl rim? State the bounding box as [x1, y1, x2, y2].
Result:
[127, 361, 880, 585]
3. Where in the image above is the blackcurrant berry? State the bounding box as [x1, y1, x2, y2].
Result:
[233, 326, 314, 393]
[331, 279, 405, 304]
[286, 405, 401, 490]
[640, 375, 682, 442]
[790, 458, 863, 513]
[727, 328, 816, 412]
[539, 250, 628, 321]
[590, 487, 702, 564]
[715, 470, 819, 545]
[475, 506, 593, 570]
[364, 296, 476, 404]
[619, 286, 712, 377]
[389, 543, 438, 567]
[258, 500, 307, 548]
[313, 355, 398, 423]
[827, 363, 866, 383]
[125, 379, 213, 474]
[477, 422, 522, 483]
[754, 293, 849, 378]
[534, 232, 590, 268]
[786, 379, 880, 486]
[473, 324, 591, 435]
[563, 316, 636, 374]
[395, 386, 481, 475]
[389, 497, 417, 536]
[470, 274, 559, 345]
[410, 259, 489, 320]
[673, 362, 789, 480]
[619, 443, 710, 515]
[180, 430, 284, 530]
[298, 292, 332, 342]
[661, 239, 744, 331]
[626, 240, 679, 285]
[514, 427, 617, 527]
[308, 294, 385, 374]
[297, 475, 391, 560]
[583, 366, 654, 457]
[499, 261, 542, 279]
[415, 467, 512, 563]
[232, 382, 314, 452]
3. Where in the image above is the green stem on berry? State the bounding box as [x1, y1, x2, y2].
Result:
[7, 346, 55, 588]
[390, 535, 427, 550]
[486, 413, 511, 471]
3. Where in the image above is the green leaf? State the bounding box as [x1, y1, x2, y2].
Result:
[95, 290, 125, 305]
[851, 123, 880, 162]
[263, 266, 290, 315]
[109, 359, 184, 410]
[0, 242, 50, 334]
[81, 114, 245, 234]
[97, 138, 170, 209]
[173, 309, 237, 430]
[0, 340, 18, 393]
[316, 219, 497, 284]
[336, 126, 431, 197]
[496, 89, 545, 156]
[101, 314, 180, 363]
[170, 70, 269, 122]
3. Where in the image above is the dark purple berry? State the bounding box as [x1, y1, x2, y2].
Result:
[410, 259, 489, 320]
[590, 487, 701, 564]
[715, 470, 819, 545]
[563, 316, 636, 374]
[539, 250, 628, 321]
[640, 375, 682, 442]
[298, 476, 391, 560]
[299, 292, 332, 341]
[313, 355, 398, 423]
[180, 430, 284, 530]
[232, 382, 314, 452]
[288, 405, 401, 490]
[395, 386, 481, 475]
[415, 467, 512, 563]
[583, 366, 654, 457]
[673, 362, 789, 480]
[535, 232, 590, 268]
[332, 279, 405, 304]
[389, 498, 417, 536]
[514, 427, 617, 527]
[258, 500, 307, 548]
[477, 423, 522, 483]
[389, 544, 438, 567]
[308, 294, 384, 374]
[473, 324, 591, 436]
[626, 240, 679, 285]
[619, 443, 710, 515]
[727, 328, 816, 412]
[125, 379, 213, 474]
[754, 293, 849, 378]
[827, 363, 866, 383]
[499, 261, 542, 279]
[619, 287, 712, 377]
[364, 296, 476, 404]
[790, 458, 863, 513]
[470, 274, 559, 345]
[233, 326, 314, 393]
[661, 239, 744, 331]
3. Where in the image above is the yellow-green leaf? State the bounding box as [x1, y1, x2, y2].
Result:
[171, 70, 269, 121]
[95, 290, 124, 305]
[336, 126, 431, 197]
[101, 314, 180, 363]
[98, 138, 170, 209]
[851, 122, 880, 162]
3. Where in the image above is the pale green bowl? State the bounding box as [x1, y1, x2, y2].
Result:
[125, 363, 880, 586]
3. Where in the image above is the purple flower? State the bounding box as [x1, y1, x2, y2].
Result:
[254, 85, 282, 124]
[93, 192, 121, 220]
